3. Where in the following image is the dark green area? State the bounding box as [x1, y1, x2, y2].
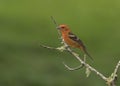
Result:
[0, 0, 120, 86]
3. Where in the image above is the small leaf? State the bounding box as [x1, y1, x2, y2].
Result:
[86, 67, 91, 77]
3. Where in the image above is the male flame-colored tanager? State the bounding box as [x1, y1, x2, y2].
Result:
[57, 24, 93, 60]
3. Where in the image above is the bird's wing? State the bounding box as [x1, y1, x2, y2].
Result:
[68, 32, 85, 47]
[68, 32, 93, 61]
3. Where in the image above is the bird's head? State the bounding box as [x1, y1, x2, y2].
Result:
[57, 24, 70, 32]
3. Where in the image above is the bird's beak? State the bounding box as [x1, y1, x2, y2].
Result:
[56, 26, 60, 30]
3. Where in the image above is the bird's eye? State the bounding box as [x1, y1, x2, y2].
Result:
[61, 26, 65, 28]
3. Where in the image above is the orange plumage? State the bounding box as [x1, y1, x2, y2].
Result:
[57, 24, 93, 60]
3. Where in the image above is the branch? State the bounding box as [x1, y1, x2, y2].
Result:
[106, 60, 120, 86]
[113, 60, 120, 79]
[65, 46, 108, 81]
[40, 44, 107, 80]
[63, 62, 84, 71]
[62, 54, 86, 71]
[40, 43, 120, 86]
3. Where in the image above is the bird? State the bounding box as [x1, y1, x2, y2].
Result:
[57, 24, 93, 61]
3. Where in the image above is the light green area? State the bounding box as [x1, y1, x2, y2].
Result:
[0, 0, 120, 86]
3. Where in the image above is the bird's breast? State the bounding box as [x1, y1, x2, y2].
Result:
[62, 34, 80, 48]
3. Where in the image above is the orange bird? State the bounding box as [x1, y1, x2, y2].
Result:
[57, 24, 93, 60]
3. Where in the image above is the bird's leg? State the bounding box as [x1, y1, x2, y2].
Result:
[84, 54, 87, 62]
[56, 45, 66, 52]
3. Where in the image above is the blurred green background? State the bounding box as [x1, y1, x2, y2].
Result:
[0, 0, 120, 86]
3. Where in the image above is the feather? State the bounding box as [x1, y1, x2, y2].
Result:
[68, 32, 93, 61]
[68, 32, 85, 47]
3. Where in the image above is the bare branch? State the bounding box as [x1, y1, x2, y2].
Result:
[66, 47, 108, 81]
[106, 60, 120, 86]
[113, 60, 120, 80]
[40, 44, 57, 50]
[63, 62, 84, 71]
[40, 44, 108, 81]
[40, 43, 120, 86]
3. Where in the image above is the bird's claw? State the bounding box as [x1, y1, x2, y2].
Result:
[56, 46, 66, 52]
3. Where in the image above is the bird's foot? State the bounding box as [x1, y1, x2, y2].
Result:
[56, 45, 67, 52]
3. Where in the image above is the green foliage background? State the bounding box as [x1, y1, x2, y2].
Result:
[0, 0, 120, 86]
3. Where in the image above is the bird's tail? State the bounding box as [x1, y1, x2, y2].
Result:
[81, 48, 93, 61]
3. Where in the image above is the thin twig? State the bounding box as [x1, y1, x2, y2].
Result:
[40, 44, 57, 50]
[51, 16, 58, 26]
[113, 60, 120, 80]
[63, 62, 84, 71]
[51, 16, 61, 37]
[107, 60, 120, 86]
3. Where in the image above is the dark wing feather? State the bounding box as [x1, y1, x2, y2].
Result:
[68, 32, 85, 47]
[68, 32, 93, 61]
